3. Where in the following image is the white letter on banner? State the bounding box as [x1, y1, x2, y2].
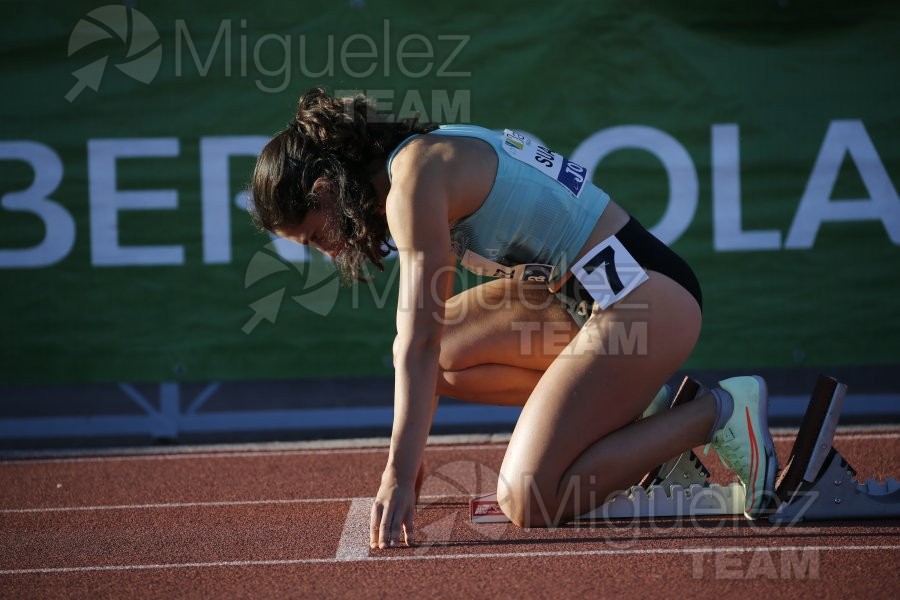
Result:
[712, 124, 781, 251]
[201, 136, 268, 263]
[572, 126, 698, 245]
[786, 120, 900, 248]
[0, 141, 75, 267]
[89, 138, 183, 266]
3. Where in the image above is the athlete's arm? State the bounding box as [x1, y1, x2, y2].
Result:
[370, 141, 455, 549]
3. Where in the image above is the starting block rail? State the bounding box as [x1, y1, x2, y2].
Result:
[589, 483, 744, 520]
[470, 374, 900, 525]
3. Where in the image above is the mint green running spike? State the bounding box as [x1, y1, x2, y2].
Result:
[642, 384, 671, 419]
[710, 376, 778, 519]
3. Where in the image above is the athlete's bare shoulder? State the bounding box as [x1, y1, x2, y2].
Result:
[389, 133, 497, 225]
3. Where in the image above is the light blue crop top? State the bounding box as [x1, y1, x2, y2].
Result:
[386, 125, 610, 283]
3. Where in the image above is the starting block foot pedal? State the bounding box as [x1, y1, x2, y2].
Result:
[769, 375, 900, 523]
[769, 447, 900, 523]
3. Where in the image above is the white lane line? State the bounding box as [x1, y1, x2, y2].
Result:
[0, 448, 391, 465]
[0, 494, 464, 515]
[0, 444, 509, 466]
[335, 498, 373, 561]
[3, 430, 898, 466]
[1, 544, 898, 575]
[0, 434, 512, 461]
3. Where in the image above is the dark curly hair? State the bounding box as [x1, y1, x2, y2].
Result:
[248, 87, 437, 282]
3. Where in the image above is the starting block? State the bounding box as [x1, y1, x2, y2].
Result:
[470, 375, 900, 525]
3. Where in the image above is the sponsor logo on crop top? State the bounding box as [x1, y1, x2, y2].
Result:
[502, 129, 587, 198]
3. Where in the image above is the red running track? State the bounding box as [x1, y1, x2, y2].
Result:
[1, 429, 899, 599]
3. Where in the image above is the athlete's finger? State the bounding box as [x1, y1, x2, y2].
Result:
[403, 509, 415, 546]
[369, 501, 383, 549]
[389, 509, 404, 547]
[378, 503, 393, 549]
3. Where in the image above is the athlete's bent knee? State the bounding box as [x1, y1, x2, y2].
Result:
[496, 473, 560, 528]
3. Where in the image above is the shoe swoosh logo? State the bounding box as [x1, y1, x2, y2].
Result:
[745, 406, 760, 512]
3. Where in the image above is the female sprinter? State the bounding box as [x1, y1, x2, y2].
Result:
[248, 88, 778, 549]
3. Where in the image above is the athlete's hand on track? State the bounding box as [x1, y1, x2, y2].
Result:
[370, 468, 417, 549]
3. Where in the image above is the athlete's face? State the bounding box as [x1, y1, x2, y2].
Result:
[276, 209, 341, 259]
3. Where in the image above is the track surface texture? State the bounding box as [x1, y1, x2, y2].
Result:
[2, 428, 899, 599]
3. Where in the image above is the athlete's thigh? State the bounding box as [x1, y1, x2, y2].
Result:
[498, 272, 702, 498]
[439, 278, 578, 372]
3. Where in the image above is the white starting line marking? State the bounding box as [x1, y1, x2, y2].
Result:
[0, 494, 464, 515]
[335, 498, 374, 561]
[1, 544, 898, 575]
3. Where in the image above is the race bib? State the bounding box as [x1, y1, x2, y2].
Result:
[501, 129, 588, 198]
[570, 236, 649, 310]
[460, 250, 554, 283]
